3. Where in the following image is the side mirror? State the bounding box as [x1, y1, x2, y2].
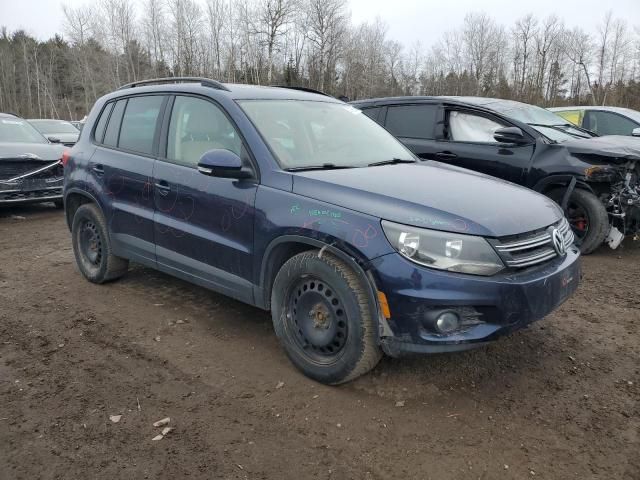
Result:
[493, 127, 528, 145]
[48, 137, 61, 144]
[632, 127, 640, 137]
[197, 149, 252, 179]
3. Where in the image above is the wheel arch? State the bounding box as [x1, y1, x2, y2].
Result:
[533, 174, 594, 195]
[64, 188, 103, 231]
[256, 236, 380, 315]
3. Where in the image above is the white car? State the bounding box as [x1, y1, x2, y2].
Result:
[549, 106, 640, 137]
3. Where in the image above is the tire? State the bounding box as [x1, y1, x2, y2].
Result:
[54, 200, 64, 209]
[271, 250, 382, 384]
[549, 188, 609, 255]
[71, 203, 129, 283]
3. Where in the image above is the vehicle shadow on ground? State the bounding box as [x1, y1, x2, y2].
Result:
[120, 260, 556, 401]
[0, 202, 61, 219]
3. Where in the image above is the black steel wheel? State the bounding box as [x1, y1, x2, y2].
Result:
[286, 277, 349, 363]
[271, 250, 382, 384]
[78, 219, 103, 269]
[71, 203, 129, 283]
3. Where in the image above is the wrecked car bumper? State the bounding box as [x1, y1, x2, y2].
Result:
[0, 177, 63, 204]
[371, 246, 581, 356]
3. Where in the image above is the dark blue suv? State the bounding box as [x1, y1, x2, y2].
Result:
[63, 78, 581, 384]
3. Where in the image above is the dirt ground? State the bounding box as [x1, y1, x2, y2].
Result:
[0, 204, 638, 480]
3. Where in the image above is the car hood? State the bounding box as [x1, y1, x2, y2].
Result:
[44, 133, 79, 144]
[292, 162, 563, 238]
[563, 135, 640, 163]
[0, 142, 66, 162]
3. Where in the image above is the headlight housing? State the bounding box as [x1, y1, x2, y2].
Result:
[382, 220, 504, 276]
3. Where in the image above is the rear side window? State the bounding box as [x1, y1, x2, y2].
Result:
[362, 107, 382, 122]
[385, 104, 436, 139]
[93, 102, 114, 143]
[118, 96, 164, 155]
[103, 99, 126, 147]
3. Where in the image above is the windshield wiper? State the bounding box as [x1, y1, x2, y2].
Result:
[557, 123, 598, 137]
[368, 158, 416, 167]
[285, 163, 358, 172]
[528, 123, 591, 139]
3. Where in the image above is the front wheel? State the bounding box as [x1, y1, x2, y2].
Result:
[271, 251, 382, 384]
[549, 188, 609, 255]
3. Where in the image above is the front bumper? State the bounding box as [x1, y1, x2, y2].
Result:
[0, 177, 63, 204]
[371, 246, 581, 355]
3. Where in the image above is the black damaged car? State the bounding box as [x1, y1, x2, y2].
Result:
[351, 96, 640, 254]
[0, 113, 66, 207]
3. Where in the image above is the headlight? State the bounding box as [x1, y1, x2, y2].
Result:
[382, 220, 504, 276]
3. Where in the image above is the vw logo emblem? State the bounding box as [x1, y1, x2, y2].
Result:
[549, 227, 566, 256]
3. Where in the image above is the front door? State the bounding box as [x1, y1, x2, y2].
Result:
[436, 107, 535, 184]
[153, 95, 258, 304]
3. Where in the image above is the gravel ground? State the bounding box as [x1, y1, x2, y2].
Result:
[1, 204, 639, 480]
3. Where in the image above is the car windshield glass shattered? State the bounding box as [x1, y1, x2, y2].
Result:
[238, 100, 414, 169]
[487, 100, 591, 141]
[30, 120, 79, 134]
[0, 118, 48, 144]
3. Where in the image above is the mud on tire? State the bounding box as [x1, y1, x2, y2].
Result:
[271, 250, 382, 384]
[71, 203, 129, 283]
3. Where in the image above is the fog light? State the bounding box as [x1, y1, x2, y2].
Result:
[435, 311, 460, 333]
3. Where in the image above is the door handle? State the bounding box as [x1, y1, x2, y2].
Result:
[91, 163, 104, 175]
[155, 180, 171, 196]
[435, 151, 458, 160]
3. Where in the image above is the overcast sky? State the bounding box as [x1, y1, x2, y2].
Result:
[2, 0, 639, 47]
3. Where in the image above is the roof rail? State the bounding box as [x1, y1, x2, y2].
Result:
[118, 77, 230, 92]
[273, 85, 331, 97]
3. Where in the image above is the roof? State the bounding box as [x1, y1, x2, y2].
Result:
[106, 78, 338, 103]
[350, 95, 529, 109]
[0, 112, 19, 118]
[28, 118, 73, 122]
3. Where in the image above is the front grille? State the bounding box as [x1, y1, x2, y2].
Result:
[492, 218, 574, 269]
[0, 161, 62, 181]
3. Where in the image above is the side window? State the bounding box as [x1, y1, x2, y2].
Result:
[555, 109, 582, 127]
[118, 95, 164, 155]
[166, 96, 242, 168]
[362, 107, 382, 123]
[385, 105, 436, 139]
[103, 99, 126, 147]
[448, 110, 505, 143]
[586, 111, 638, 136]
[93, 102, 114, 143]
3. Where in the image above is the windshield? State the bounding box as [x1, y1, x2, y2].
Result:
[238, 100, 414, 169]
[486, 100, 591, 141]
[30, 120, 79, 134]
[0, 118, 48, 144]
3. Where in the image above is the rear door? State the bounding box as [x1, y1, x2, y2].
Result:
[435, 107, 535, 184]
[88, 94, 166, 265]
[153, 94, 257, 303]
[382, 103, 440, 159]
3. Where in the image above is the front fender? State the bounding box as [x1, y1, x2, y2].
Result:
[532, 174, 594, 194]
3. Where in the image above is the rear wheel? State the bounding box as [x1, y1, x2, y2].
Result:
[71, 203, 129, 283]
[549, 188, 609, 254]
[271, 251, 382, 384]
